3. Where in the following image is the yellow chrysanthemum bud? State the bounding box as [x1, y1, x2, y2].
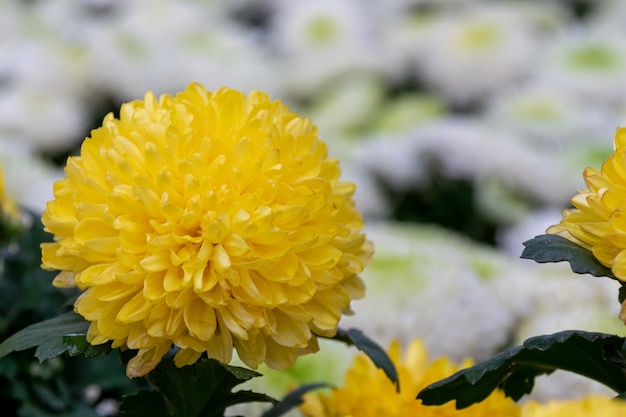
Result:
[41, 83, 373, 378]
[299, 339, 520, 417]
[548, 128, 626, 279]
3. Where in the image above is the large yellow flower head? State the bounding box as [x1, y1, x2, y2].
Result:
[41, 83, 372, 378]
[521, 396, 626, 417]
[299, 339, 520, 416]
[548, 128, 626, 280]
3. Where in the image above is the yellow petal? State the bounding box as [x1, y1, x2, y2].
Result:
[184, 298, 217, 341]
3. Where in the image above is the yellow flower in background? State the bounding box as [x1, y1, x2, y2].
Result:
[521, 396, 626, 417]
[300, 339, 520, 416]
[548, 128, 626, 281]
[41, 83, 372, 377]
[0, 166, 22, 243]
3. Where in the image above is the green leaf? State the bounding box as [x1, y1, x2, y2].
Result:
[521, 234, 617, 279]
[62, 335, 112, 358]
[417, 330, 626, 409]
[261, 383, 329, 417]
[135, 356, 273, 417]
[119, 391, 171, 417]
[0, 312, 90, 361]
[326, 327, 399, 391]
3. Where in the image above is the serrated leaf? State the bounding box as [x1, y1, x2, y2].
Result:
[521, 234, 617, 279]
[145, 356, 272, 417]
[0, 312, 89, 361]
[417, 330, 626, 409]
[326, 327, 399, 391]
[261, 383, 329, 417]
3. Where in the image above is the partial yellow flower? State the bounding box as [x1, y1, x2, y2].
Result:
[300, 339, 520, 416]
[41, 83, 373, 377]
[521, 396, 626, 417]
[0, 165, 22, 244]
[548, 128, 626, 281]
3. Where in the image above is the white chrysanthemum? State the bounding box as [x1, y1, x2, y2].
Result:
[86, 0, 280, 102]
[341, 222, 517, 362]
[0, 1, 21, 43]
[357, 118, 580, 209]
[488, 239, 626, 402]
[2, 1, 99, 100]
[490, 259, 622, 337]
[496, 208, 565, 256]
[0, 138, 62, 213]
[369, 93, 446, 135]
[527, 371, 619, 404]
[509, 265, 624, 402]
[413, 3, 543, 105]
[266, 0, 383, 96]
[336, 154, 390, 219]
[536, 25, 626, 107]
[0, 8, 94, 153]
[0, 85, 87, 153]
[305, 74, 386, 140]
[484, 81, 613, 149]
[374, 10, 437, 82]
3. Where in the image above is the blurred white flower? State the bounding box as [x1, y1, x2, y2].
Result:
[86, 0, 280, 101]
[0, 139, 62, 213]
[374, 10, 436, 82]
[369, 92, 446, 134]
[357, 118, 579, 206]
[536, 25, 626, 108]
[496, 207, 564, 256]
[341, 222, 518, 362]
[413, 3, 544, 106]
[0, 1, 21, 46]
[305, 73, 386, 139]
[0, 85, 87, 153]
[336, 151, 390, 219]
[503, 261, 624, 401]
[352, 129, 428, 190]
[484, 81, 613, 149]
[529, 371, 617, 404]
[491, 258, 622, 338]
[267, 0, 384, 97]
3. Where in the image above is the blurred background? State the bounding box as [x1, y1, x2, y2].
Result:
[3, 0, 626, 413]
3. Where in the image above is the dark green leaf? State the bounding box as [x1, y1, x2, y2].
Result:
[119, 391, 171, 417]
[521, 234, 617, 279]
[144, 356, 271, 417]
[619, 285, 626, 304]
[326, 327, 399, 391]
[0, 312, 89, 361]
[261, 383, 329, 417]
[62, 335, 112, 358]
[218, 390, 277, 412]
[417, 330, 626, 409]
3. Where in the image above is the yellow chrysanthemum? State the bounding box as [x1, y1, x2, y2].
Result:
[41, 83, 373, 378]
[548, 128, 626, 280]
[521, 396, 626, 417]
[300, 339, 520, 416]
